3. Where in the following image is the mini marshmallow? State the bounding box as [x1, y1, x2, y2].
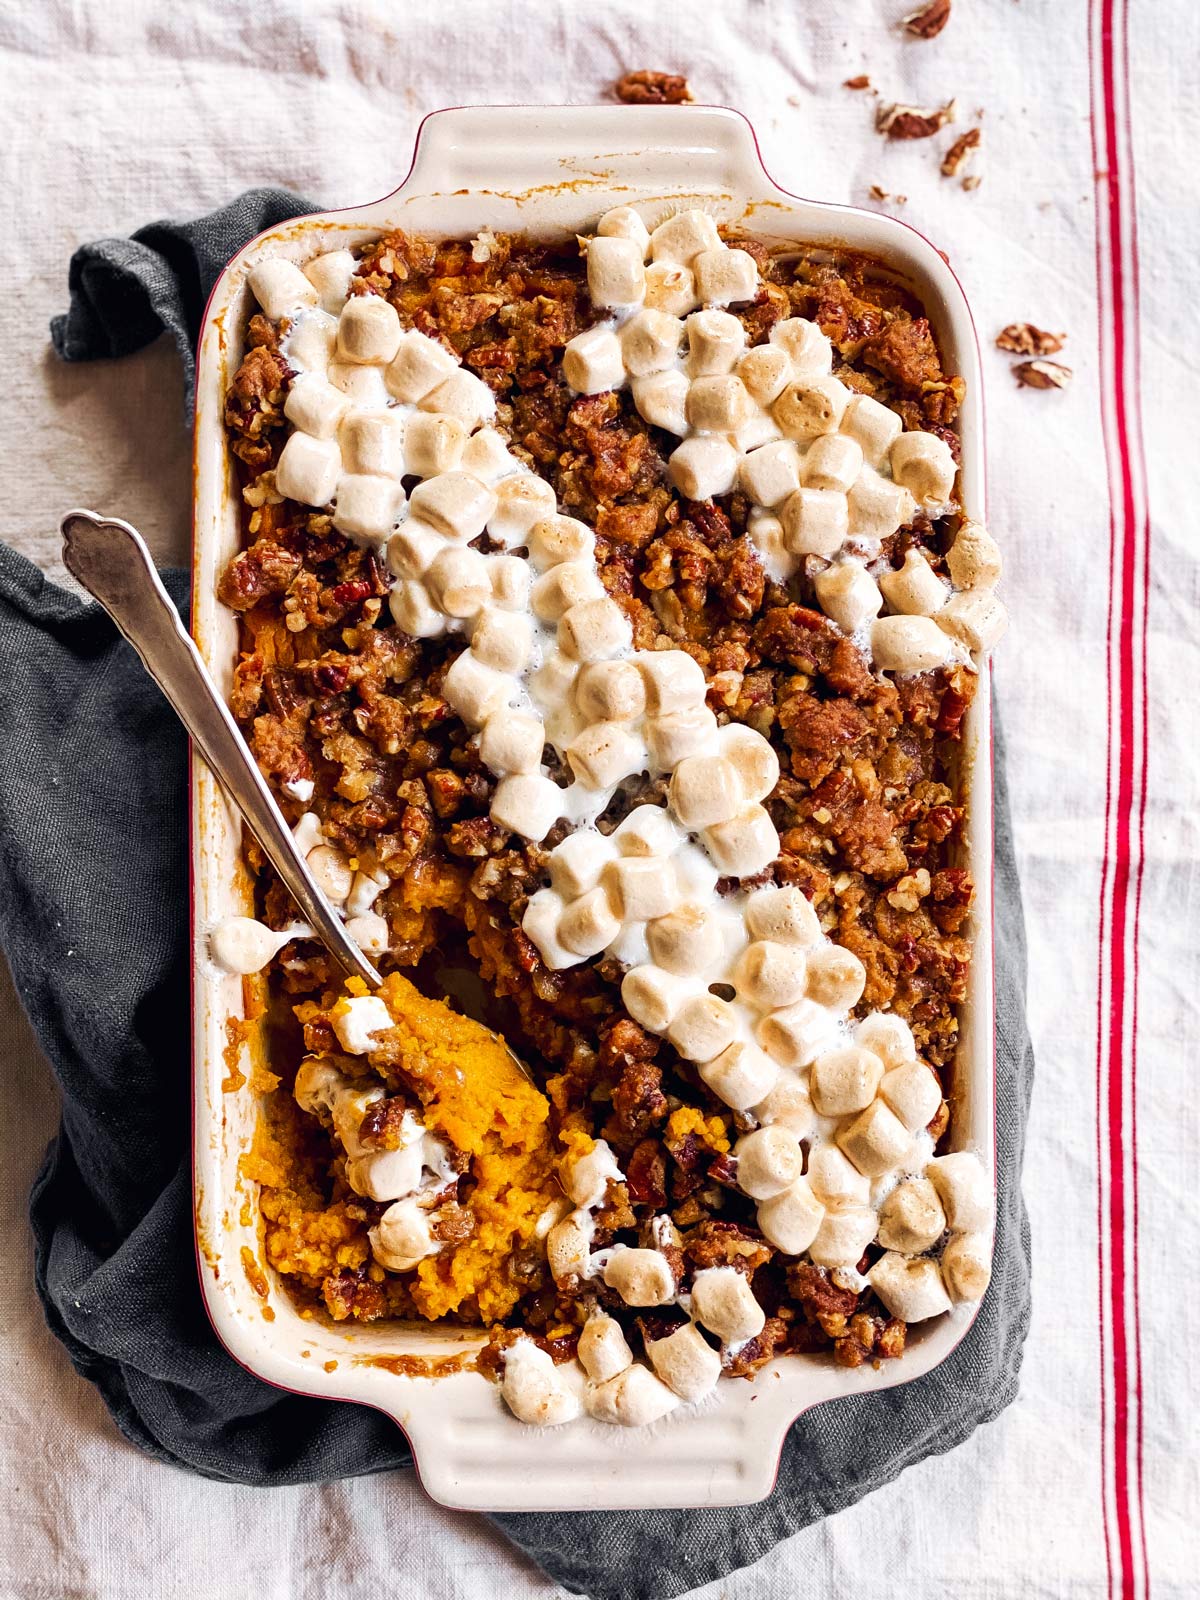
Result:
[275, 431, 341, 507]
[619, 308, 683, 376]
[327, 360, 391, 407]
[810, 1044, 885, 1117]
[558, 597, 632, 662]
[738, 439, 802, 508]
[685, 309, 746, 376]
[587, 234, 647, 308]
[745, 885, 822, 947]
[668, 436, 739, 501]
[807, 1203, 879, 1269]
[597, 204, 651, 256]
[734, 1125, 804, 1199]
[528, 515, 595, 569]
[855, 1012, 917, 1068]
[840, 393, 903, 468]
[807, 1144, 872, 1207]
[461, 426, 517, 484]
[814, 560, 883, 633]
[940, 1231, 993, 1302]
[409, 472, 497, 541]
[699, 1039, 779, 1111]
[370, 1197, 439, 1272]
[567, 720, 645, 790]
[210, 917, 295, 976]
[419, 370, 496, 430]
[479, 708, 545, 774]
[331, 993, 392, 1054]
[632, 369, 691, 434]
[339, 409, 406, 477]
[308, 844, 353, 905]
[877, 1178, 947, 1254]
[603, 856, 678, 921]
[717, 723, 779, 803]
[575, 659, 646, 722]
[773, 377, 848, 440]
[330, 1083, 385, 1153]
[384, 329, 460, 402]
[585, 1364, 680, 1428]
[501, 1339, 582, 1427]
[337, 294, 402, 364]
[737, 343, 793, 407]
[847, 466, 917, 539]
[403, 411, 467, 477]
[546, 1208, 593, 1279]
[669, 754, 743, 829]
[936, 589, 1009, 653]
[284, 309, 338, 374]
[769, 318, 834, 380]
[731, 407, 781, 457]
[867, 1253, 953, 1323]
[890, 430, 957, 511]
[603, 1247, 676, 1307]
[389, 579, 447, 638]
[925, 1152, 993, 1232]
[756, 996, 841, 1070]
[780, 486, 850, 556]
[649, 208, 723, 265]
[757, 1176, 826, 1255]
[638, 650, 707, 714]
[647, 902, 724, 975]
[690, 1266, 766, 1346]
[345, 866, 387, 917]
[871, 614, 954, 673]
[345, 912, 389, 956]
[563, 326, 626, 395]
[566, 1138, 623, 1207]
[578, 1313, 634, 1383]
[346, 1142, 425, 1203]
[549, 830, 617, 898]
[805, 943, 866, 1009]
[642, 261, 700, 317]
[702, 805, 779, 878]
[802, 432, 864, 494]
[488, 473, 559, 548]
[694, 246, 759, 307]
[621, 964, 694, 1032]
[734, 940, 808, 1011]
[879, 1061, 944, 1131]
[947, 520, 1003, 590]
[303, 248, 356, 313]
[686, 374, 754, 434]
[488, 553, 533, 611]
[531, 560, 606, 623]
[442, 648, 511, 725]
[647, 1321, 722, 1402]
[880, 547, 949, 616]
[558, 885, 622, 957]
[751, 1070, 816, 1137]
[248, 258, 320, 321]
[333, 474, 405, 542]
[491, 773, 565, 843]
[667, 993, 738, 1062]
[529, 652, 578, 710]
[284, 376, 350, 439]
[615, 804, 685, 857]
[471, 606, 534, 673]
[293, 1056, 346, 1114]
[837, 1100, 913, 1178]
[645, 706, 720, 768]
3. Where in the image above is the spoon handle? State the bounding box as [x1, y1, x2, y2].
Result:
[60, 508, 382, 988]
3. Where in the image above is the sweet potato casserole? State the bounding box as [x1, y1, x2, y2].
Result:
[215, 207, 1005, 1429]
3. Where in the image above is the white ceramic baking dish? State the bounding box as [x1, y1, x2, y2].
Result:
[191, 104, 995, 1512]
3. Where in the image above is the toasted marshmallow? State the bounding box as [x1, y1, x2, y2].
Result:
[491, 773, 565, 843]
[308, 844, 353, 905]
[744, 886, 822, 948]
[757, 1176, 825, 1255]
[646, 1321, 721, 1402]
[442, 648, 511, 725]
[751, 1070, 816, 1137]
[293, 1056, 347, 1114]
[531, 560, 606, 623]
[734, 940, 808, 1011]
[479, 708, 545, 775]
[409, 472, 497, 542]
[558, 885, 622, 957]
[331, 993, 392, 1054]
[558, 597, 632, 663]
[837, 1100, 912, 1178]
[840, 393, 903, 468]
[303, 248, 356, 313]
[880, 547, 949, 617]
[370, 1196, 440, 1273]
[685, 309, 746, 376]
[584, 1363, 680, 1427]
[620, 308, 684, 376]
[461, 426, 517, 484]
[620, 964, 694, 1032]
[563, 325, 626, 395]
[521, 888, 575, 971]
[597, 204, 651, 256]
[638, 649, 707, 714]
[940, 1231, 993, 1302]
[578, 1313, 635, 1383]
[501, 1339, 582, 1427]
[275, 431, 340, 507]
[420, 370, 496, 430]
[614, 804, 685, 857]
[739, 439, 802, 508]
[756, 996, 840, 1070]
[717, 723, 779, 803]
[403, 411, 467, 477]
[345, 912, 389, 956]
[698, 1039, 778, 1111]
[686, 375, 753, 434]
[333, 473, 405, 542]
[667, 993, 738, 1062]
[936, 589, 1009, 653]
[565, 1138, 623, 1207]
[814, 560, 883, 633]
[248, 258, 320, 321]
[879, 1061, 943, 1131]
[588, 234, 647, 308]
[702, 805, 779, 878]
[647, 902, 724, 975]
[210, 916, 295, 976]
[737, 343, 793, 407]
[780, 486, 849, 556]
[847, 466, 916, 540]
[632, 369, 691, 434]
[528, 515, 595, 569]
[284, 309, 338, 374]
[575, 659, 646, 722]
[773, 377, 848, 440]
[546, 1208, 594, 1279]
[385, 328, 459, 402]
[871, 614, 954, 673]
[649, 208, 723, 265]
[603, 856, 678, 921]
[925, 1152, 993, 1232]
[567, 721, 645, 790]
[807, 1203, 878, 1269]
[284, 376, 350, 439]
[642, 261, 700, 317]
[868, 1253, 952, 1323]
[668, 436, 739, 501]
[339, 409, 406, 477]
[769, 318, 833, 379]
[389, 579, 447, 638]
[890, 430, 957, 511]
[488, 553, 533, 611]
[693, 246, 759, 307]
[734, 1125, 804, 1200]
[327, 360, 390, 408]
[802, 432, 864, 494]
[947, 520, 1003, 590]
[603, 1247, 676, 1307]
[549, 830, 616, 899]
[645, 706, 720, 768]
[471, 605, 534, 673]
[690, 1266, 765, 1346]
[337, 294, 402, 364]
[488, 473, 558, 548]
[878, 1178, 947, 1254]
[810, 1044, 885, 1117]
[855, 1012, 917, 1068]
[807, 1144, 872, 1207]
[804, 943, 867, 1010]
[669, 754, 743, 829]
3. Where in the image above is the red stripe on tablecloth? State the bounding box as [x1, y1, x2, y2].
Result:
[1089, 0, 1151, 1592]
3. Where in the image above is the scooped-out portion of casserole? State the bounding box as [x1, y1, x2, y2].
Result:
[217, 209, 1003, 1428]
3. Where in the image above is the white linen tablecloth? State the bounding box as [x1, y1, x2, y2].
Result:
[0, 0, 1195, 1594]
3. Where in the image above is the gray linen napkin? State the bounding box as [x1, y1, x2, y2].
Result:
[5, 193, 1033, 1600]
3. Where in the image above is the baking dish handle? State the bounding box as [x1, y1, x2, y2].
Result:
[401, 104, 770, 201]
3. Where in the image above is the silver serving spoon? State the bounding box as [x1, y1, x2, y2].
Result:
[59, 508, 382, 988]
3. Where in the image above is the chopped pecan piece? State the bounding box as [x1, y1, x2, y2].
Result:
[903, 0, 952, 37]
[613, 69, 693, 105]
[1014, 359, 1073, 390]
[996, 323, 1067, 356]
[843, 74, 873, 90]
[876, 99, 957, 139]
[940, 127, 980, 177]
